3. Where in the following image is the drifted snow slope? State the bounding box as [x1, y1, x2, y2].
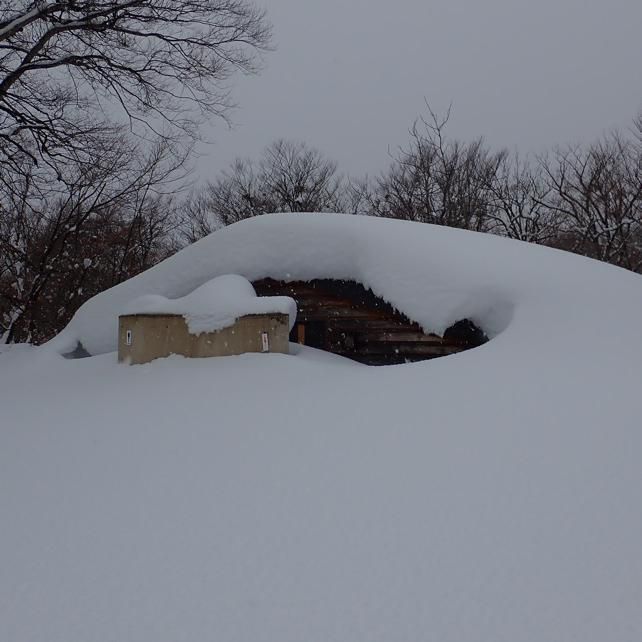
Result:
[2, 214, 642, 642]
[49, 213, 518, 355]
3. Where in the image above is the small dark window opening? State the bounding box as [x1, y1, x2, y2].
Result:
[290, 321, 327, 350]
[303, 320, 326, 349]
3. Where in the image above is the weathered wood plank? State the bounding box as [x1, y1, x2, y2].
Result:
[354, 331, 446, 343]
[255, 277, 483, 365]
[346, 344, 464, 356]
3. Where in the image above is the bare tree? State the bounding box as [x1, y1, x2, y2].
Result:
[0, 0, 270, 342]
[175, 188, 220, 244]
[485, 153, 559, 244]
[539, 132, 642, 270]
[633, 109, 642, 145]
[0, 0, 271, 171]
[178, 139, 345, 238]
[367, 106, 506, 231]
[259, 140, 342, 213]
[206, 157, 272, 227]
[0, 134, 185, 343]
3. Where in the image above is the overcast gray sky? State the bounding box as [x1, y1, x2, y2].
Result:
[200, 0, 641, 180]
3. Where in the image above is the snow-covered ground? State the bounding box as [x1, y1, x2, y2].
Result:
[2, 214, 642, 642]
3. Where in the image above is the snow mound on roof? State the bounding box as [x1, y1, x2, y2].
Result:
[123, 274, 296, 336]
[49, 212, 641, 356]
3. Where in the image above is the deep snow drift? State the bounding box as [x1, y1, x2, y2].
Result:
[2, 213, 642, 642]
[48, 213, 518, 356]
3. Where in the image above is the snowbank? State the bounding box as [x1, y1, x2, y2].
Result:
[48, 213, 519, 355]
[49, 213, 642, 358]
[122, 274, 296, 335]
[3, 214, 642, 642]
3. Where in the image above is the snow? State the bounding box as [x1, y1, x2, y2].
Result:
[122, 274, 297, 335]
[47, 213, 517, 355]
[2, 213, 642, 642]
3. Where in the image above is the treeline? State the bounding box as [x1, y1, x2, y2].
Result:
[0, 0, 270, 345]
[188, 109, 642, 268]
[2, 109, 641, 344]
[0, 134, 185, 343]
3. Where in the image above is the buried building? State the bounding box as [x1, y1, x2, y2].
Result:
[51, 213, 503, 363]
[119, 277, 486, 366]
[118, 275, 486, 365]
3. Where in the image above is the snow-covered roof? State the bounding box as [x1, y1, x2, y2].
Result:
[122, 274, 296, 336]
[49, 212, 642, 357]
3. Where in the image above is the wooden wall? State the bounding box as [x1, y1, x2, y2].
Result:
[253, 278, 487, 365]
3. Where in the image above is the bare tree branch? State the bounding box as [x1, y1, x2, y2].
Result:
[0, 0, 271, 169]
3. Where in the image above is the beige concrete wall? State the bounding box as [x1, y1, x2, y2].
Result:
[118, 313, 290, 364]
